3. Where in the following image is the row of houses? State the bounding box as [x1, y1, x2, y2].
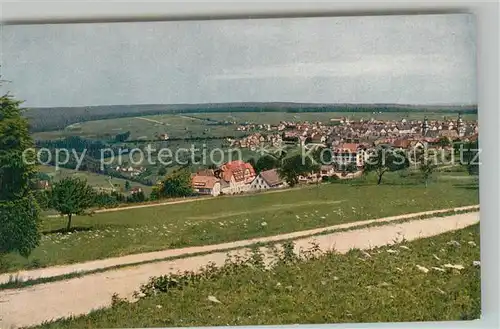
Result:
[231, 114, 477, 150]
[114, 166, 146, 177]
[191, 160, 287, 197]
[229, 133, 283, 150]
[190, 156, 368, 197]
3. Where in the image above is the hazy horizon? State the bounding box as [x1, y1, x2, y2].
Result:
[27, 101, 477, 110]
[2, 14, 477, 108]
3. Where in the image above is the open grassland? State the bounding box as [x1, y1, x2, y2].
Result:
[188, 111, 478, 125]
[32, 114, 246, 141]
[36, 223, 481, 328]
[38, 165, 152, 195]
[1, 172, 478, 273]
[99, 139, 258, 168]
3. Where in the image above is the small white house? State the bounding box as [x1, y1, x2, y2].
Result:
[250, 169, 286, 191]
[191, 175, 221, 197]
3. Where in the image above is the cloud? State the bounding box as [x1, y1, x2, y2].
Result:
[2, 14, 476, 106]
[210, 54, 465, 81]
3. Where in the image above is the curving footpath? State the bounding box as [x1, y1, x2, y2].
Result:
[0, 210, 479, 329]
[1, 205, 478, 285]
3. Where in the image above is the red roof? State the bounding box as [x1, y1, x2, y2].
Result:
[220, 160, 256, 183]
[259, 169, 283, 187]
[393, 139, 412, 149]
[192, 175, 220, 189]
[334, 143, 361, 153]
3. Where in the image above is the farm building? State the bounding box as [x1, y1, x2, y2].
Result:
[191, 175, 221, 197]
[250, 169, 286, 191]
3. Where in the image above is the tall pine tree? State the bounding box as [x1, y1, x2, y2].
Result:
[0, 91, 41, 257]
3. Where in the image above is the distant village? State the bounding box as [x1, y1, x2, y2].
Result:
[191, 114, 478, 197]
[230, 114, 477, 149]
[36, 114, 478, 198]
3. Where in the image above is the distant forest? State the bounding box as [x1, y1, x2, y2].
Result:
[24, 102, 478, 133]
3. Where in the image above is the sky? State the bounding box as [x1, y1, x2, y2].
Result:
[1, 14, 477, 108]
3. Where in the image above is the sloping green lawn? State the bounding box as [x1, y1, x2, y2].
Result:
[1, 172, 479, 273]
[36, 223, 481, 328]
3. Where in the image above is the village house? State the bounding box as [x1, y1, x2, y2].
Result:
[250, 169, 287, 191]
[158, 133, 169, 141]
[439, 129, 459, 140]
[298, 172, 322, 184]
[320, 165, 336, 178]
[115, 166, 145, 177]
[332, 143, 368, 168]
[216, 160, 256, 194]
[93, 186, 117, 193]
[190, 161, 256, 196]
[36, 180, 51, 190]
[191, 174, 221, 197]
[129, 187, 143, 195]
[392, 139, 413, 150]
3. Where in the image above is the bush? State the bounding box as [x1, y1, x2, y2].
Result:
[134, 242, 302, 299]
[34, 190, 51, 210]
[127, 191, 146, 203]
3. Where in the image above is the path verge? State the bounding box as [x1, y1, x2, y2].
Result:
[1, 205, 478, 286]
[0, 211, 479, 329]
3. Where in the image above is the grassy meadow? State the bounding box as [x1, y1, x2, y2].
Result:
[36, 223, 481, 328]
[38, 165, 153, 195]
[32, 114, 247, 141]
[1, 172, 479, 273]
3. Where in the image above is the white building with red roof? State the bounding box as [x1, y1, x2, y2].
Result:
[191, 174, 222, 197]
[218, 160, 256, 194]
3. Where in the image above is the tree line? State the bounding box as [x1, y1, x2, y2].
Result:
[26, 102, 477, 133]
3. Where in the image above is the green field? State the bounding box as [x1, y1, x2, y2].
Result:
[32, 111, 478, 141]
[1, 172, 478, 273]
[36, 223, 481, 328]
[32, 114, 247, 141]
[38, 165, 153, 195]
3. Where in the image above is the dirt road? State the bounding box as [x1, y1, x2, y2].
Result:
[1, 205, 478, 285]
[0, 211, 479, 329]
[134, 116, 167, 125]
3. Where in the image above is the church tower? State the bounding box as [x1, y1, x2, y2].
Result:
[422, 117, 429, 136]
[457, 113, 466, 137]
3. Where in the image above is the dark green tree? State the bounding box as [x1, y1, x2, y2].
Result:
[311, 146, 332, 165]
[364, 146, 409, 185]
[157, 166, 167, 176]
[437, 136, 452, 148]
[461, 139, 480, 175]
[124, 180, 131, 191]
[37, 172, 52, 182]
[346, 162, 358, 174]
[278, 154, 320, 187]
[247, 158, 257, 170]
[33, 189, 51, 210]
[419, 157, 437, 187]
[0, 92, 41, 257]
[93, 192, 120, 208]
[51, 177, 95, 231]
[159, 169, 194, 198]
[149, 185, 160, 201]
[127, 190, 146, 203]
[114, 131, 131, 143]
[255, 155, 279, 173]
